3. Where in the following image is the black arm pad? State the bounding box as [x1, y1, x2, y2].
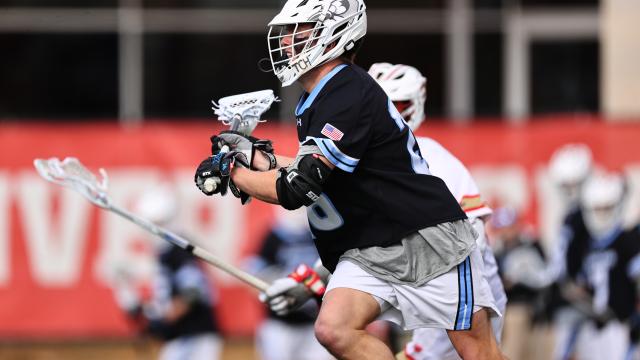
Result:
[276, 154, 332, 210]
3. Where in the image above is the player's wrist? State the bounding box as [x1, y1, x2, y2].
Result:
[252, 150, 277, 171]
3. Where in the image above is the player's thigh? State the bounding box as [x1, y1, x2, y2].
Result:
[318, 287, 382, 330]
[392, 249, 500, 331]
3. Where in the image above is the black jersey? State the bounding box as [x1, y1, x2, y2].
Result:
[150, 245, 219, 340]
[295, 64, 466, 272]
[563, 212, 640, 321]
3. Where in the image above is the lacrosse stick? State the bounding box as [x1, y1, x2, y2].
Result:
[33, 157, 269, 292]
[204, 89, 280, 194]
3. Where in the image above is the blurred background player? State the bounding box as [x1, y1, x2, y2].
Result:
[244, 207, 333, 360]
[111, 184, 222, 360]
[548, 171, 640, 360]
[544, 143, 596, 359]
[367, 62, 508, 360]
[549, 143, 594, 210]
[490, 207, 551, 360]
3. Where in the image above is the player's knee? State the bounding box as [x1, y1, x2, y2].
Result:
[314, 317, 347, 351]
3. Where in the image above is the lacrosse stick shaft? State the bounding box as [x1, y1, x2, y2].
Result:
[33, 157, 269, 292]
[109, 205, 269, 291]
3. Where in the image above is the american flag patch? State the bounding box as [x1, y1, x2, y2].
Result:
[321, 123, 344, 141]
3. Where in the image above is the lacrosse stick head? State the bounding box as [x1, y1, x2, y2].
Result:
[33, 157, 110, 208]
[211, 89, 280, 135]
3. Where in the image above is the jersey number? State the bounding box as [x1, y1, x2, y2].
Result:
[307, 194, 344, 231]
[388, 98, 430, 175]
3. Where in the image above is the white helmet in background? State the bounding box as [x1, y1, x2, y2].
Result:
[268, 0, 367, 86]
[368, 63, 427, 131]
[134, 183, 179, 227]
[548, 143, 593, 204]
[580, 171, 626, 239]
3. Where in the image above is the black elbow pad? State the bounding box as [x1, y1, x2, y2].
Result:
[276, 154, 332, 210]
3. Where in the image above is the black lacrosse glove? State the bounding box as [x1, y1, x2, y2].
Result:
[194, 151, 249, 196]
[211, 131, 276, 171]
[211, 131, 275, 204]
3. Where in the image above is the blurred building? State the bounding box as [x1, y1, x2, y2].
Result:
[1, 0, 637, 124]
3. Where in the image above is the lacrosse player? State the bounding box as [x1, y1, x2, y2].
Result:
[261, 63, 508, 359]
[490, 207, 550, 360]
[548, 172, 640, 360]
[195, 1, 502, 359]
[365, 63, 508, 360]
[544, 143, 597, 359]
[113, 185, 222, 360]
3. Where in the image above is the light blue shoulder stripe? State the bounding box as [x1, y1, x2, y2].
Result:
[295, 64, 348, 116]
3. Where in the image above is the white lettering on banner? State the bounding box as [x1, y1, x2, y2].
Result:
[94, 170, 162, 288]
[174, 170, 245, 285]
[17, 172, 91, 286]
[0, 173, 9, 286]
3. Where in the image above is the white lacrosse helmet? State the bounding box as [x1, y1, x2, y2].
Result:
[368, 63, 427, 131]
[548, 143, 593, 204]
[580, 171, 626, 239]
[268, 0, 367, 86]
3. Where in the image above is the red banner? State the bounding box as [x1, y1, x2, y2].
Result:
[0, 118, 638, 339]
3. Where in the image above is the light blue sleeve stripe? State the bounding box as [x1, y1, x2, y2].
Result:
[320, 138, 359, 166]
[305, 136, 359, 173]
[316, 140, 356, 173]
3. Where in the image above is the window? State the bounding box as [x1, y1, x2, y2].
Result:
[0, 33, 118, 120]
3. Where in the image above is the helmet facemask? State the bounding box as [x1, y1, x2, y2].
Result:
[268, 23, 324, 86]
[548, 143, 593, 205]
[580, 172, 626, 240]
[393, 85, 426, 131]
[267, 0, 367, 86]
[368, 63, 427, 131]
